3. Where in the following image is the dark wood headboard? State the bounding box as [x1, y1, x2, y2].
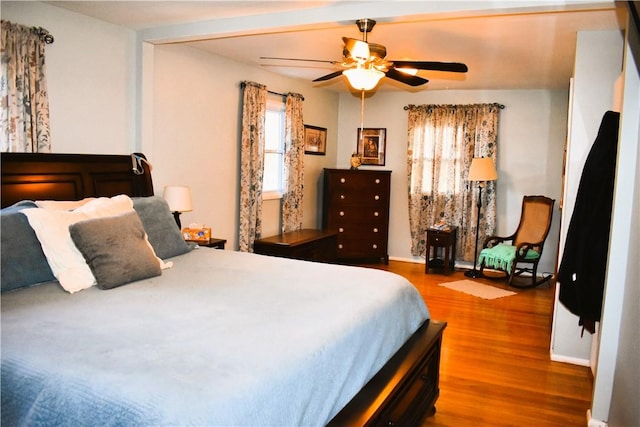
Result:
[1, 152, 154, 208]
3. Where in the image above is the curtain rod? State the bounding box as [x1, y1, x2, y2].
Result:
[239, 81, 304, 101]
[0, 20, 54, 44]
[36, 27, 54, 44]
[267, 89, 305, 101]
[404, 103, 505, 110]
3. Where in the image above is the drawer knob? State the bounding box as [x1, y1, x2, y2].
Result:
[374, 211, 379, 217]
[372, 244, 378, 249]
[339, 227, 344, 233]
[373, 228, 378, 233]
[340, 194, 345, 199]
[340, 178, 346, 183]
[339, 211, 345, 216]
[338, 244, 343, 249]
[375, 179, 380, 184]
[374, 195, 380, 200]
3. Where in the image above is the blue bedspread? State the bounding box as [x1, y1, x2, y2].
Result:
[1, 249, 428, 426]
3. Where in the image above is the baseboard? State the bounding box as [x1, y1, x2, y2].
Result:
[388, 256, 475, 270]
[587, 409, 608, 427]
[388, 256, 423, 264]
[550, 352, 591, 367]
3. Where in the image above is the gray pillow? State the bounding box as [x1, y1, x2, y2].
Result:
[69, 212, 162, 290]
[1, 201, 55, 292]
[132, 196, 192, 259]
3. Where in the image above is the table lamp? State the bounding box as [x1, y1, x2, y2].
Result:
[163, 185, 192, 229]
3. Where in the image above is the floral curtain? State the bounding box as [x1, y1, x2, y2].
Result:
[238, 81, 267, 252]
[1, 20, 52, 152]
[406, 103, 500, 261]
[281, 92, 305, 233]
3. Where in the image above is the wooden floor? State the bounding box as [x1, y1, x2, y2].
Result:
[368, 260, 594, 427]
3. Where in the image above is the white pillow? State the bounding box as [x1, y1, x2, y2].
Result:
[22, 195, 135, 293]
[35, 197, 97, 210]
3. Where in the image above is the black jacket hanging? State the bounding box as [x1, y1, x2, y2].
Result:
[557, 110, 620, 334]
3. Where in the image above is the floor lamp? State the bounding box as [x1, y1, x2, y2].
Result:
[464, 157, 498, 279]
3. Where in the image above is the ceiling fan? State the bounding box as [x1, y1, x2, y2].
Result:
[261, 19, 468, 90]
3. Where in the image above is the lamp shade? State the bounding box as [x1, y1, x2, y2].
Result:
[344, 67, 385, 91]
[468, 157, 498, 181]
[163, 185, 193, 212]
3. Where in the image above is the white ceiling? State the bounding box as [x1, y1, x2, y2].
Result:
[46, 1, 622, 92]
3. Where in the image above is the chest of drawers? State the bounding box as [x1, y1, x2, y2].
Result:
[322, 168, 391, 263]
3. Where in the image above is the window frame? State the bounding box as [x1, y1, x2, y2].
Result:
[263, 97, 286, 200]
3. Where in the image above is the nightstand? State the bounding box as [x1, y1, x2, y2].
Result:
[189, 237, 226, 249]
[425, 226, 457, 275]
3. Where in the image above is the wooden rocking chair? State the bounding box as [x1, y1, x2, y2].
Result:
[478, 195, 555, 288]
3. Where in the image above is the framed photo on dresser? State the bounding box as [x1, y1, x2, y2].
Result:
[357, 128, 386, 166]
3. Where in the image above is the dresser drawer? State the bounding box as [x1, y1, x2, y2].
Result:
[327, 171, 389, 189]
[326, 205, 388, 224]
[327, 189, 388, 207]
[336, 237, 388, 258]
[333, 222, 386, 237]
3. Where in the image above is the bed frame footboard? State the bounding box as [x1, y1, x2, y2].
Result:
[328, 319, 446, 426]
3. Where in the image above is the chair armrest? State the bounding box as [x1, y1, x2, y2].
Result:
[515, 242, 542, 257]
[483, 234, 515, 248]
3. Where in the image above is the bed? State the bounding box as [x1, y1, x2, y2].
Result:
[1, 152, 446, 426]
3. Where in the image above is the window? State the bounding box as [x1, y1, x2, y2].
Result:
[411, 123, 462, 195]
[263, 98, 285, 199]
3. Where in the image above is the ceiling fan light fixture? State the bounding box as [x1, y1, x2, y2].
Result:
[344, 68, 384, 90]
[350, 39, 370, 61]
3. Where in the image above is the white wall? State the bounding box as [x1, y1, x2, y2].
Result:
[335, 89, 567, 273]
[551, 30, 624, 366]
[592, 39, 640, 427]
[150, 44, 339, 250]
[1, 1, 137, 154]
[2, 2, 340, 251]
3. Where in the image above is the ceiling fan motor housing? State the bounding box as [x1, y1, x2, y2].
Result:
[356, 19, 376, 39]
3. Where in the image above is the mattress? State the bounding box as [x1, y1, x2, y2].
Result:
[1, 248, 429, 426]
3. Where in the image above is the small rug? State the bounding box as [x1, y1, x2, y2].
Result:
[438, 279, 516, 300]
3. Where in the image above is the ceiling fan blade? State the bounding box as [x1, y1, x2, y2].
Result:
[390, 60, 468, 73]
[313, 70, 344, 82]
[385, 68, 429, 86]
[260, 56, 339, 65]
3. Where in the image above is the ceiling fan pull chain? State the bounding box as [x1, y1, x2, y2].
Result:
[360, 89, 365, 142]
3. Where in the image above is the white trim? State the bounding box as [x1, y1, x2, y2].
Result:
[262, 191, 282, 201]
[550, 352, 590, 367]
[388, 256, 422, 264]
[587, 409, 608, 427]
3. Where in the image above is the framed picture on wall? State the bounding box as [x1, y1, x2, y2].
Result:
[304, 125, 327, 155]
[357, 128, 386, 166]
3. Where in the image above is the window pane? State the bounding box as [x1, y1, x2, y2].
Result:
[263, 152, 282, 192]
[265, 110, 281, 151]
